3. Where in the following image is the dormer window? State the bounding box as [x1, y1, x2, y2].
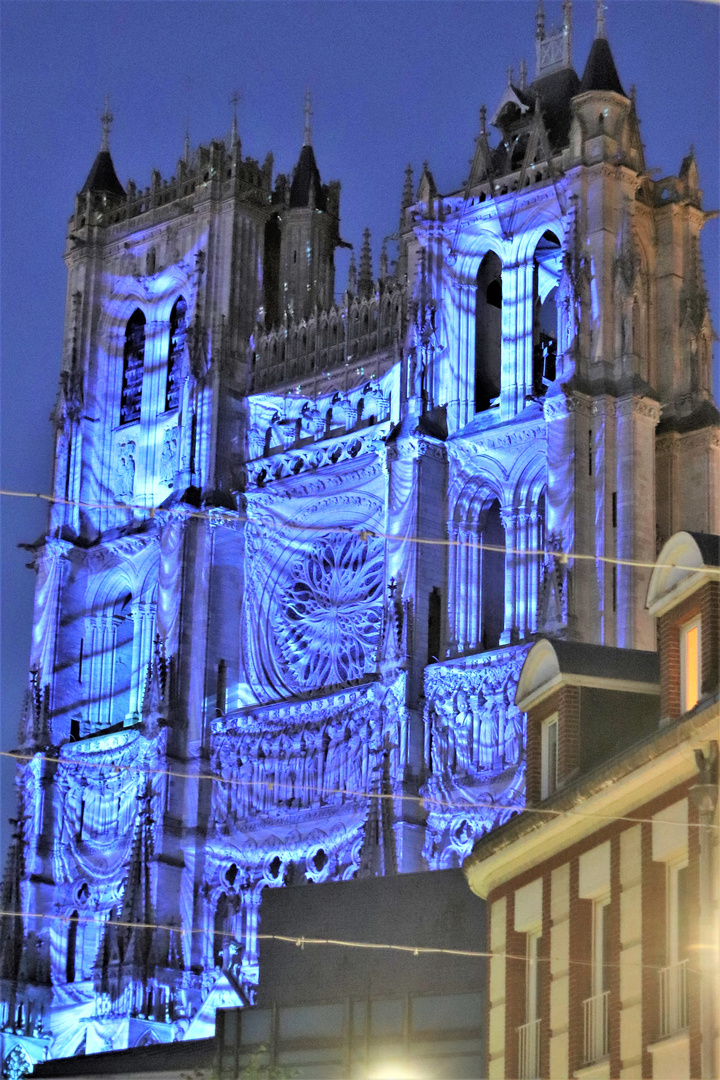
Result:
[541, 714, 559, 799]
[680, 616, 701, 713]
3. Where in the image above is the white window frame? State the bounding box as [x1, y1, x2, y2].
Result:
[592, 895, 611, 997]
[526, 927, 542, 1026]
[680, 616, 701, 713]
[541, 714, 559, 800]
[666, 859, 689, 967]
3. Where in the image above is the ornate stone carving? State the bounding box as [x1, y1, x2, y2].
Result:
[114, 440, 135, 502]
[421, 645, 530, 868]
[272, 533, 384, 694]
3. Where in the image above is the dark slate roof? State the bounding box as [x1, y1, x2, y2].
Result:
[289, 144, 327, 211]
[80, 149, 126, 199]
[579, 36, 625, 96]
[530, 66, 581, 151]
[33, 1039, 214, 1078]
[689, 531, 720, 569]
[550, 640, 659, 685]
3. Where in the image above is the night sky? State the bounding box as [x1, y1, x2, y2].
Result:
[1, 0, 718, 852]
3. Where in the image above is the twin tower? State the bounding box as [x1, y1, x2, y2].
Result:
[1, 1, 717, 1069]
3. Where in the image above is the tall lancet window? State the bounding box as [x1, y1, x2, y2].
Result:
[480, 499, 505, 651]
[166, 296, 187, 412]
[475, 252, 502, 412]
[66, 910, 79, 983]
[532, 231, 561, 397]
[120, 309, 146, 425]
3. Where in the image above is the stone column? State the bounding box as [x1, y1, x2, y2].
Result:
[689, 743, 719, 1080]
[500, 506, 518, 645]
[446, 522, 458, 657]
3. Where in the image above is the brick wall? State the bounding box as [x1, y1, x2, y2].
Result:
[504, 893, 526, 1080]
[525, 686, 580, 804]
[641, 820, 665, 1075]
[658, 581, 719, 720]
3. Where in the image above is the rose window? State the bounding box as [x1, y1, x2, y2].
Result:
[273, 533, 383, 692]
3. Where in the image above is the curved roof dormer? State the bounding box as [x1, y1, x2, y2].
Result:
[647, 531, 720, 617]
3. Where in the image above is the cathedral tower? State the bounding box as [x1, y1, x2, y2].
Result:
[4, 4, 717, 1069]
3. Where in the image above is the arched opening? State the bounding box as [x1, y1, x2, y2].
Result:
[263, 214, 281, 329]
[66, 911, 79, 983]
[112, 593, 133, 725]
[165, 297, 186, 412]
[120, 309, 146, 425]
[480, 500, 505, 651]
[427, 587, 442, 664]
[532, 232, 561, 397]
[213, 893, 228, 968]
[475, 252, 503, 412]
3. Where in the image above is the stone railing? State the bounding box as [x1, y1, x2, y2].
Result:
[252, 283, 406, 391]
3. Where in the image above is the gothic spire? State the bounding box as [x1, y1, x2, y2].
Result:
[579, 5, 625, 95]
[100, 96, 113, 151]
[379, 239, 388, 280]
[399, 164, 414, 230]
[535, 0, 545, 41]
[303, 88, 313, 147]
[347, 252, 357, 294]
[358, 228, 373, 298]
[80, 98, 125, 199]
[230, 89, 240, 148]
[0, 820, 25, 988]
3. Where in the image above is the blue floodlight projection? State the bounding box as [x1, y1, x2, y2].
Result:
[3, 1, 719, 1066]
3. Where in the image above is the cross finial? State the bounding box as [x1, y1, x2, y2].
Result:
[506, 65, 514, 86]
[100, 95, 113, 152]
[519, 59, 527, 90]
[303, 89, 313, 146]
[479, 104, 487, 136]
[229, 90, 240, 146]
[595, 0, 606, 38]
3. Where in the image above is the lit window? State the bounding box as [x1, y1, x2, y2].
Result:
[660, 861, 689, 1035]
[680, 617, 701, 713]
[541, 715, 558, 799]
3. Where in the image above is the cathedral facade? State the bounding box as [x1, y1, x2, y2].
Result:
[2, 1, 718, 1068]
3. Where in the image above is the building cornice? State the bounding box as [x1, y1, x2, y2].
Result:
[463, 697, 720, 899]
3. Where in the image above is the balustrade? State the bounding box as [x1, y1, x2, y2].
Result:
[517, 1018, 540, 1079]
[659, 959, 688, 1037]
[253, 286, 405, 391]
[582, 989, 609, 1063]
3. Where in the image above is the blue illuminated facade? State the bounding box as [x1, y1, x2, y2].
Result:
[3, 2, 719, 1068]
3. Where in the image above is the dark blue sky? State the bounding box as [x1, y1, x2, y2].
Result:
[1, 0, 718, 849]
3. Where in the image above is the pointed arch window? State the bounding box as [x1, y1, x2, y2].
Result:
[475, 252, 503, 412]
[120, 309, 146, 425]
[213, 893, 229, 968]
[165, 297, 187, 412]
[532, 231, 561, 397]
[66, 910, 79, 983]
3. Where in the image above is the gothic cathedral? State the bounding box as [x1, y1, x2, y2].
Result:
[2, 1, 718, 1068]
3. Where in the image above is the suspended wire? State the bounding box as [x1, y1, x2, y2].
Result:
[2, 749, 715, 831]
[0, 909, 701, 978]
[2, 486, 719, 578]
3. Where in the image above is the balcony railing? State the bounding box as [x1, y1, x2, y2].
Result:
[583, 990, 610, 1063]
[659, 959, 688, 1037]
[517, 1018, 540, 1080]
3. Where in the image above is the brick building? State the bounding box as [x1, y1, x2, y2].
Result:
[464, 530, 719, 1079]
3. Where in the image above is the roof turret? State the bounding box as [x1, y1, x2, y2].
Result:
[289, 91, 327, 210]
[579, 1, 625, 96]
[80, 97, 125, 199]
